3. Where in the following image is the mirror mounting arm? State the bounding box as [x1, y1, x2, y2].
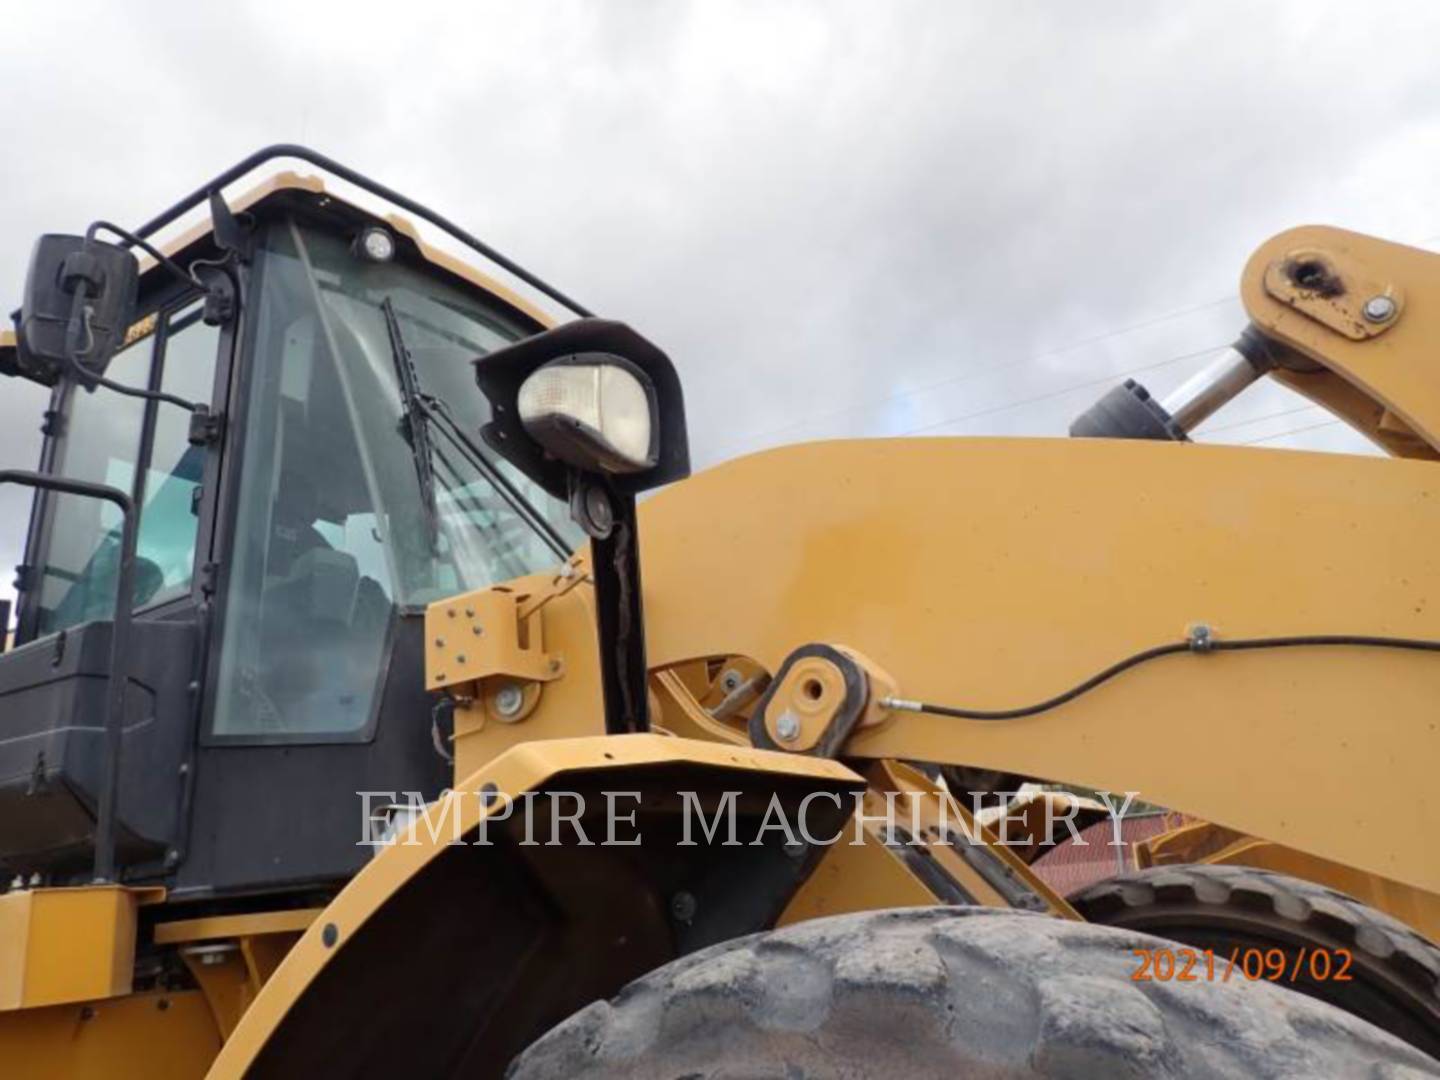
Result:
[576, 476, 651, 735]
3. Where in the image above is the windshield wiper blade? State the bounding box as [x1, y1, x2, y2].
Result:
[380, 297, 441, 549]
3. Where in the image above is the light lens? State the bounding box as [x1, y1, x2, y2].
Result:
[518, 362, 654, 472]
[358, 227, 395, 263]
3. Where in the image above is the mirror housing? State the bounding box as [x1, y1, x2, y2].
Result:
[474, 319, 689, 500]
[16, 235, 138, 386]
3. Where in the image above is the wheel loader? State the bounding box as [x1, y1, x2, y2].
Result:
[0, 145, 1437, 1077]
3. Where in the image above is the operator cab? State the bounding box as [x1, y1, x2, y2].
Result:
[0, 150, 584, 899]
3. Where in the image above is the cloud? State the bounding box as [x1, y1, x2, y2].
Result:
[2, 0, 1437, 615]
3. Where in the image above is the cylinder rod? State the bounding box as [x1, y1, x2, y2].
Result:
[1161, 328, 1274, 433]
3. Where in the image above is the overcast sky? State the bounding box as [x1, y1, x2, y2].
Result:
[3, 1, 1439, 617]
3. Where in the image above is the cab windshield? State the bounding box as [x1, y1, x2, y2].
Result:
[212, 218, 582, 738]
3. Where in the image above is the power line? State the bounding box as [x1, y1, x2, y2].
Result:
[1195, 402, 1322, 437]
[1239, 419, 1342, 446]
[714, 295, 1243, 455]
[895, 344, 1227, 437]
[716, 228, 1440, 457]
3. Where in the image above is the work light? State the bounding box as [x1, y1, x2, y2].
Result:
[517, 358, 657, 474]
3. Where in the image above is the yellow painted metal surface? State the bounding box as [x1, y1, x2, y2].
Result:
[0, 887, 158, 1010]
[780, 765, 1076, 923]
[425, 571, 573, 692]
[636, 437, 1440, 895]
[779, 823, 938, 922]
[206, 734, 861, 1078]
[1242, 225, 1440, 455]
[1259, 243, 1402, 342]
[0, 990, 219, 1079]
[152, 908, 321, 946]
[446, 565, 606, 781]
[869, 760, 1076, 917]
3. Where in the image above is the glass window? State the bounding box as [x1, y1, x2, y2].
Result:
[137, 307, 219, 604]
[211, 219, 581, 740]
[34, 306, 219, 636]
[37, 337, 151, 635]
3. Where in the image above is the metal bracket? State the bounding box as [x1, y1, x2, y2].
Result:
[749, 644, 896, 757]
[1263, 247, 1403, 341]
[188, 405, 224, 446]
[425, 584, 564, 693]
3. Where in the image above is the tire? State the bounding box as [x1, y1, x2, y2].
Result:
[508, 907, 1439, 1079]
[1071, 865, 1440, 1058]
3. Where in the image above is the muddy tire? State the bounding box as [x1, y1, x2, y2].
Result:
[1072, 864, 1440, 1059]
[508, 907, 1439, 1079]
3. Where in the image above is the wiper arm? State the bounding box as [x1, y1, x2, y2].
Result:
[380, 297, 441, 550]
[379, 296, 572, 561]
[423, 397, 574, 559]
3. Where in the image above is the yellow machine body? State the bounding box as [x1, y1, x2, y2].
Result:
[3, 210, 1440, 1076]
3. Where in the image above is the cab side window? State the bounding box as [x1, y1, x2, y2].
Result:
[35, 304, 218, 636]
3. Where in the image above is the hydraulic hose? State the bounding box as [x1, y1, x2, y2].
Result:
[881, 632, 1440, 721]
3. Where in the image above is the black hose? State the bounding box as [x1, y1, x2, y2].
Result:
[892, 634, 1440, 721]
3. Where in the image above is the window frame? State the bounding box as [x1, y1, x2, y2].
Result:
[16, 287, 228, 643]
[198, 222, 393, 747]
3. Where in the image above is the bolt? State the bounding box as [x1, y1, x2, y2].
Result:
[434, 637, 445, 648]
[494, 684, 525, 717]
[670, 891, 697, 923]
[720, 669, 743, 693]
[456, 654, 466, 665]
[548, 658, 562, 674]
[776, 712, 800, 742]
[464, 607, 475, 618]
[472, 625, 484, 636]
[1188, 624, 1214, 653]
[1363, 295, 1397, 323]
[447, 608, 456, 618]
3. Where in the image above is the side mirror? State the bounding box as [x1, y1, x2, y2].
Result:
[473, 319, 689, 504]
[15, 235, 138, 386]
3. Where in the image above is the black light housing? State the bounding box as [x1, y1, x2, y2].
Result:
[474, 318, 690, 738]
[473, 319, 690, 500]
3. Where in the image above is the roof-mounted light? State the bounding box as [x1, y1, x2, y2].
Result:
[354, 225, 396, 263]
